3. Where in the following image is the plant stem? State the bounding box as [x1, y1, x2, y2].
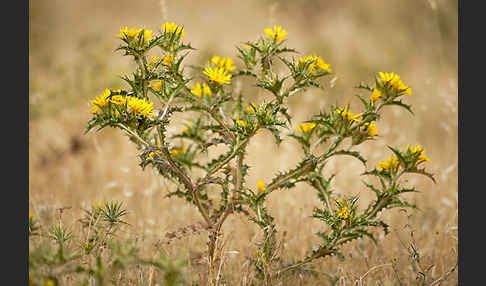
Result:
[117, 123, 149, 147]
[265, 159, 315, 193]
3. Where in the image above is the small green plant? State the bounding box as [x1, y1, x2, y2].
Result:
[85, 21, 434, 285]
[29, 201, 187, 286]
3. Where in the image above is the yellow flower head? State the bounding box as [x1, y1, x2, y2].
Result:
[29, 210, 33, 219]
[211, 56, 236, 72]
[118, 26, 141, 38]
[378, 155, 401, 172]
[90, 88, 111, 113]
[190, 82, 212, 98]
[118, 26, 152, 44]
[407, 144, 430, 163]
[394, 80, 412, 96]
[151, 80, 163, 91]
[264, 25, 287, 42]
[170, 146, 185, 157]
[43, 278, 56, 286]
[161, 21, 186, 38]
[336, 106, 362, 122]
[257, 179, 267, 193]
[236, 119, 247, 127]
[143, 29, 153, 43]
[147, 143, 162, 160]
[148, 56, 159, 69]
[90, 88, 125, 114]
[337, 206, 349, 220]
[92, 199, 103, 209]
[296, 122, 317, 133]
[244, 40, 254, 50]
[370, 88, 383, 104]
[299, 54, 332, 73]
[336, 199, 345, 205]
[203, 67, 232, 85]
[379, 72, 401, 86]
[378, 72, 412, 96]
[246, 105, 257, 114]
[363, 122, 378, 136]
[335, 200, 349, 219]
[126, 96, 156, 118]
[163, 53, 174, 66]
[182, 120, 193, 134]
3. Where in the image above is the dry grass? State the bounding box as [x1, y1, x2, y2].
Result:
[29, 0, 457, 284]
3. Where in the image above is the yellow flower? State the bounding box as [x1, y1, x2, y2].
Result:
[264, 25, 287, 42]
[336, 199, 345, 205]
[170, 146, 185, 156]
[161, 21, 186, 38]
[143, 29, 153, 43]
[244, 40, 254, 50]
[236, 119, 247, 127]
[29, 210, 33, 219]
[336, 106, 362, 122]
[407, 144, 430, 163]
[151, 80, 163, 91]
[299, 54, 332, 73]
[118, 26, 152, 44]
[211, 56, 236, 72]
[118, 26, 141, 38]
[378, 156, 401, 172]
[335, 199, 349, 219]
[163, 53, 174, 66]
[246, 105, 256, 114]
[126, 96, 156, 118]
[147, 143, 162, 160]
[43, 278, 56, 286]
[90, 88, 111, 113]
[182, 120, 192, 134]
[370, 88, 383, 104]
[257, 179, 267, 193]
[190, 82, 212, 98]
[203, 67, 232, 85]
[379, 72, 401, 86]
[93, 199, 103, 209]
[89, 89, 128, 113]
[337, 206, 349, 220]
[296, 122, 317, 133]
[363, 122, 378, 136]
[394, 80, 412, 96]
[90, 88, 125, 114]
[378, 72, 412, 96]
[111, 96, 126, 107]
[148, 56, 159, 69]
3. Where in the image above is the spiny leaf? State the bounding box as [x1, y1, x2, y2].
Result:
[332, 150, 367, 166]
[406, 168, 436, 183]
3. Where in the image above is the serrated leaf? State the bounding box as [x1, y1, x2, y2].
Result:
[333, 150, 367, 166]
[406, 168, 437, 183]
[386, 100, 414, 115]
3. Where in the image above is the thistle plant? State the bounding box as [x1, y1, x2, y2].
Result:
[86, 21, 435, 285]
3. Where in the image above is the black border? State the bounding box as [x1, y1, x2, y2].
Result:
[11, 0, 29, 284]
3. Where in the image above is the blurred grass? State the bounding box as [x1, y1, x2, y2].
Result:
[29, 0, 457, 284]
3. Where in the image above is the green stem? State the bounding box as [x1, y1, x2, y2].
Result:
[199, 138, 250, 184]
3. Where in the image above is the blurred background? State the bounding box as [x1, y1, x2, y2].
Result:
[29, 0, 457, 283]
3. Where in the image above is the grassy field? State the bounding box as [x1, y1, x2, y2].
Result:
[29, 0, 458, 284]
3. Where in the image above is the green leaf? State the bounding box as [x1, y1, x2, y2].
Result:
[406, 168, 437, 183]
[385, 100, 414, 115]
[332, 150, 367, 166]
